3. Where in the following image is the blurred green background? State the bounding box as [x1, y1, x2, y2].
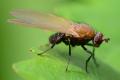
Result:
[0, 0, 120, 80]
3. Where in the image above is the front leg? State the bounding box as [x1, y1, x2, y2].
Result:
[81, 45, 98, 72]
[86, 43, 98, 67]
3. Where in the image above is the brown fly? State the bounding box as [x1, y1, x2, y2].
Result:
[8, 10, 110, 72]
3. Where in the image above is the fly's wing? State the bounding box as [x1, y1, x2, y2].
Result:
[8, 10, 76, 35]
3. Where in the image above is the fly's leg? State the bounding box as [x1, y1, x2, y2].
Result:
[38, 33, 64, 55]
[86, 43, 99, 67]
[81, 45, 96, 72]
[92, 46, 99, 67]
[86, 53, 92, 73]
[37, 44, 55, 55]
[66, 38, 71, 71]
[86, 43, 94, 46]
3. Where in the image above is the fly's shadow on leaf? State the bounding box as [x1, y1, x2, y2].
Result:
[14, 44, 120, 80]
[44, 45, 120, 80]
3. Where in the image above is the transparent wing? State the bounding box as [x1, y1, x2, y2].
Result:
[8, 10, 74, 34]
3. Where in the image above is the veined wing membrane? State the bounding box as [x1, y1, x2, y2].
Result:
[8, 10, 74, 34]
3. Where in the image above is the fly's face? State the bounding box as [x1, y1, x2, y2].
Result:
[93, 32, 110, 47]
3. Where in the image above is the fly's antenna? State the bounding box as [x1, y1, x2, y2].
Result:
[103, 38, 110, 43]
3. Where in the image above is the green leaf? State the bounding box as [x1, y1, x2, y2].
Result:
[13, 50, 120, 80]
[13, 55, 92, 80]
[13, 44, 120, 80]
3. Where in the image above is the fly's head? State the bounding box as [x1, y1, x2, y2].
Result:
[93, 32, 110, 47]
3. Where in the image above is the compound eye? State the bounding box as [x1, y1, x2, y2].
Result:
[94, 32, 103, 47]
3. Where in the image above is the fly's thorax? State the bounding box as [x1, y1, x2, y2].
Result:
[73, 23, 95, 39]
[66, 26, 80, 37]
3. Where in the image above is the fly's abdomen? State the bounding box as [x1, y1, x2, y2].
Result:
[49, 32, 65, 44]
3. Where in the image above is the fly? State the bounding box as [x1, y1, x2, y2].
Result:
[8, 10, 110, 72]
